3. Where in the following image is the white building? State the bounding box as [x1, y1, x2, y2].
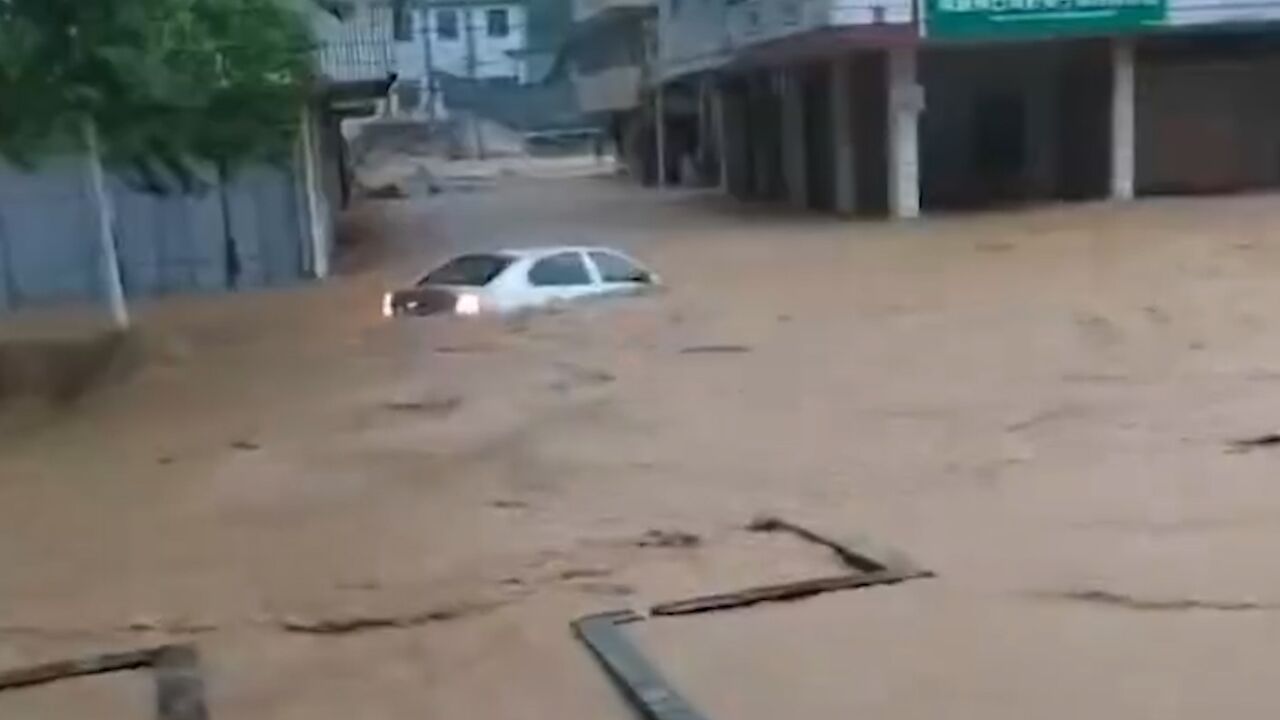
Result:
[312, 1, 531, 117]
[422, 2, 531, 82]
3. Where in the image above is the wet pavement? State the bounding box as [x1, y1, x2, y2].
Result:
[6, 172, 1280, 717]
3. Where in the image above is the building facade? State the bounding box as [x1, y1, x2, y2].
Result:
[423, 1, 532, 82]
[568, 0, 655, 116]
[559, 0, 658, 175]
[658, 0, 1280, 217]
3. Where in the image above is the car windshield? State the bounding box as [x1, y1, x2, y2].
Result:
[419, 254, 513, 286]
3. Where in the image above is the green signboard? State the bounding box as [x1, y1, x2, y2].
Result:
[925, 0, 1166, 38]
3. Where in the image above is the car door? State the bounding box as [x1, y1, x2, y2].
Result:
[586, 250, 656, 296]
[524, 251, 598, 306]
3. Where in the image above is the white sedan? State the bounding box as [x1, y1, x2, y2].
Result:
[382, 246, 660, 318]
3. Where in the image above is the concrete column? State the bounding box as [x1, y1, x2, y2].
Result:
[655, 83, 667, 188]
[780, 68, 808, 209]
[714, 84, 729, 193]
[830, 57, 856, 215]
[887, 46, 921, 219]
[1110, 38, 1136, 201]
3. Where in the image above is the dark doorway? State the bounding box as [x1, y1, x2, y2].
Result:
[920, 41, 1110, 211]
[973, 91, 1027, 202]
[803, 64, 834, 211]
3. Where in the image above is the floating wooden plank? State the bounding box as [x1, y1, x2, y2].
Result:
[0, 644, 209, 720]
[0, 648, 157, 692]
[650, 568, 929, 617]
[746, 516, 888, 573]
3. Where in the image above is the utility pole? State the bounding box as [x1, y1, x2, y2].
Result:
[420, 0, 437, 120]
[654, 83, 666, 188]
[464, 5, 477, 78]
[649, 5, 666, 189]
[462, 4, 486, 159]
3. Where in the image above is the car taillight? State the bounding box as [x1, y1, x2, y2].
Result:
[455, 293, 481, 316]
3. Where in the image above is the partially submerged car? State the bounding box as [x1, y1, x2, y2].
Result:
[382, 246, 660, 318]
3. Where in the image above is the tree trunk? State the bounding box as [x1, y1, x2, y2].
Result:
[81, 118, 129, 329]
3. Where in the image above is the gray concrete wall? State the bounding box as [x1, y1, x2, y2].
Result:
[0, 159, 313, 312]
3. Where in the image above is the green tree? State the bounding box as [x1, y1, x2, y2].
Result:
[0, 0, 316, 327]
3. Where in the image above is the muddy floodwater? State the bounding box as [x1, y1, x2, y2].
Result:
[6, 172, 1280, 718]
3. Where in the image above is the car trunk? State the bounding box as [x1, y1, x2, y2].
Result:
[389, 287, 458, 316]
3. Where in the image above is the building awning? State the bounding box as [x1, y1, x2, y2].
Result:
[317, 75, 398, 106]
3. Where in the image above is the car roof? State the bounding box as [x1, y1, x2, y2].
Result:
[491, 246, 633, 261]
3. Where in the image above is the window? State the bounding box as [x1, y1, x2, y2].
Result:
[393, 3, 413, 41]
[436, 9, 459, 40]
[590, 252, 651, 284]
[420, 254, 514, 286]
[486, 8, 510, 38]
[528, 253, 591, 286]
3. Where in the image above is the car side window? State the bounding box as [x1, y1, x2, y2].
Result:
[528, 252, 592, 286]
[590, 251, 650, 284]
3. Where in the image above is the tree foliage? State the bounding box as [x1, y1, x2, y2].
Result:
[0, 0, 317, 186]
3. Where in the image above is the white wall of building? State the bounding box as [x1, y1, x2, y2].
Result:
[396, 9, 429, 81]
[660, 0, 915, 80]
[574, 66, 646, 113]
[423, 4, 529, 81]
[659, 0, 731, 78]
[1167, 0, 1280, 25]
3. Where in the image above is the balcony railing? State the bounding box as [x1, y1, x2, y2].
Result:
[317, 38, 395, 81]
[726, 0, 912, 46]
[312, 4, 396, 82]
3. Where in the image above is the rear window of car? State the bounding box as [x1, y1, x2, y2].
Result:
[420, 254, 513, 286]
[590, 251, 651, 283]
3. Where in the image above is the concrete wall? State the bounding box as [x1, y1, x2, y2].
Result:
[0, 160, 315, 312]
[571, 14, 650, 114]
[438, 72, 582, 129]
[574, 66, 646, 113]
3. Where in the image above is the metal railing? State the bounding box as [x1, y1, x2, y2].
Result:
[317, 37, 395, 81]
